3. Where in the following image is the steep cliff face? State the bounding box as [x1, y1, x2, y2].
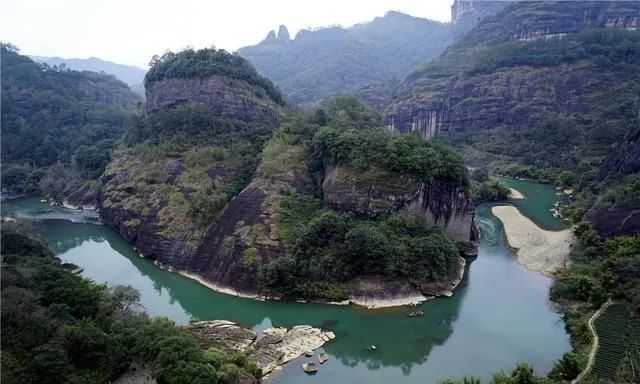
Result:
[587, 127, 640, 238]
[451, 0, 508, 28]
[385, 1, 640, 139]
[586, 200, 640, 238]
[597, 127, 640, 181]
[99, 48, 287, 295]
[322, 166, 477, 244]
[145, 75, 281, 121]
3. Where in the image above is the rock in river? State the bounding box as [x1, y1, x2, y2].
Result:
[187, 320, 335, 375]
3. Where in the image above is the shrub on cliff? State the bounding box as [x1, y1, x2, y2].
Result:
[145, 47, 284, 105]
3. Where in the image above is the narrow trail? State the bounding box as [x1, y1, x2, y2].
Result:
[572, 300, 613, 384]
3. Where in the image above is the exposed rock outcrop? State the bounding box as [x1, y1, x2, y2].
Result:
[277, 25, 291, 42]
[187, 320, 335, 375]
[386, 1, 640, 139]
[145, 75, 281, 122]
[586, 200, 640, 238]
[597, 127, 640, 181]
[322, 166, 477, 243]
[451, 0, 508, 27]
[586, 127, 640, 238]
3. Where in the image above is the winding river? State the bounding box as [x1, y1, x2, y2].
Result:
[1, 179, 571, 383]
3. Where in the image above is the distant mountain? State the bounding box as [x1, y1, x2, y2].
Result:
[30, 55, 146, 88]
[238, 2, 507, 106]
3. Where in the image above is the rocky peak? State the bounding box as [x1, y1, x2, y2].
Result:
[262, 30, 277, 43]
[277, 25, 290, 42]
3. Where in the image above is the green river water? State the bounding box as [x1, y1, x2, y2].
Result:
[1, 179, 571, 383]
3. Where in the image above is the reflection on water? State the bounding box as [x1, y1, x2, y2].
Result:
[2, 193, 571, 383]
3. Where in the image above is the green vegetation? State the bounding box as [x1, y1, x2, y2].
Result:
[551, 227, 640, 311]
[145, 47, 283, 105]
[259, 194, 461, 300]
[469, 29, 640, 75]
[547, 223, 640, 381]
[0, 44, 139, 199]
[0, 229, 259, 384]
[237, 12, 457, 105]
[591, 303, 632, 381]
[469, 168, 510, 203]
[105, 64, 281, 238]
[440, 363, 552, 384]
[440, 29, 640, 224]
[255, 97, 468, 300]
[312, 97, 468, 187]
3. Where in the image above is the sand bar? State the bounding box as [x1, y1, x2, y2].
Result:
[508, 187, 524, 199]
[491, 205, 573, 276]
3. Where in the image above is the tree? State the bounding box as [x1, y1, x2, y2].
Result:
[556, 170, 574, 187]
[549, 352, 580, 381]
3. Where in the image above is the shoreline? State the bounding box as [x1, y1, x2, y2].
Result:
[163, 266, 261, 300]
[491, 205, 573, 276]
[508, 187, 524, 199]
[157, 258, 468, 310]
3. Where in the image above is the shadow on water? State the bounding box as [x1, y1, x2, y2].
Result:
[3, 196, 570, 383]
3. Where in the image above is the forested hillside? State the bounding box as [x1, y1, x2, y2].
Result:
[238, 3, 506, 106]
[1, 44, 141, 203]
[383, 1, 640, 235]
[0, 228, 260, 384]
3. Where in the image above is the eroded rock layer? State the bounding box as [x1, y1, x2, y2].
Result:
[322, 166, 476, 243]
[385, 1, 640, 139]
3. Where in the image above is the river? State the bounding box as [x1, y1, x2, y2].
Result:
[1, 179, 571, 383]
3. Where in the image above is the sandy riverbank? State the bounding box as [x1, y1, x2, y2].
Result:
[491, 205, 573, 276]
[508, 187, 524, 199]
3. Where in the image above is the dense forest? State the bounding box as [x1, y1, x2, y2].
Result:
[0, 228, 260, 384]
[0, 44, 140, 201]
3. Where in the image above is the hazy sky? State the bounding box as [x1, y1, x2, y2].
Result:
[2, 0, 454, 68]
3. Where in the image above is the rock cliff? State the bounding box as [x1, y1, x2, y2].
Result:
[100, 48, 287, 296]
[322, 166, 477, 243]
[385, 1, 640, 139]
[451, 0, 508, 28]
[145, 75, 281, 122]
[587, 126, 640, 237]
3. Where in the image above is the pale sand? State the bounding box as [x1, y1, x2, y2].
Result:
[491, 205, 573, 276]
[62, 201, 96, 210]
[508, 187, 525, 199]
[348, 293, 432, 309]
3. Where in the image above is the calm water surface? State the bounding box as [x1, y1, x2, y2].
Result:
[1, 180, 571, 383]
